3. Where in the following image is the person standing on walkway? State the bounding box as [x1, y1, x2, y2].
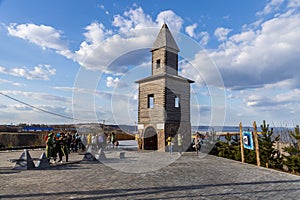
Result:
[87, 133, 92, 149]
[194, 133, 201, 155]
[98, 133, 104, 149]
[56, 133, 64, 163]
[106, 134, 111, 149]
[166, 136, 174, 154]
[177, 133, 183, 155]
[91, 134, 97, 150]
[46, 132, 56, 163]
[111, 132, 116, 149]
[59, 133, 70, 162]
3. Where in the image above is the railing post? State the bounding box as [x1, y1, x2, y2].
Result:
[239, 122, 245, 163]
[253, 121, 260, 167]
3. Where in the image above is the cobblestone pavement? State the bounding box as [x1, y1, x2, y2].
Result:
[0, 149, 300, 200]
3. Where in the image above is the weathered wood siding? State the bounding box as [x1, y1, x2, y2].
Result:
[152, 48, 178, 76]
[165, 77, 191, 123]
[138, 78, 166, 124]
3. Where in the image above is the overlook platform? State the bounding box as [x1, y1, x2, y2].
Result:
[0, 143, 299, 200]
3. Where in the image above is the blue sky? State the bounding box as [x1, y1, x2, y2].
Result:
[0, 0, 300, 127]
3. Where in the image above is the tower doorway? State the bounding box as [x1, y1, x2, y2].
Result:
[143, 126, 158, 150]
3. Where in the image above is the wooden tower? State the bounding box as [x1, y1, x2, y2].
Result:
[135, 24, 194, 152]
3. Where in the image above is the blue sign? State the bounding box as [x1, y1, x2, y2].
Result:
[242, 131, 254, 150]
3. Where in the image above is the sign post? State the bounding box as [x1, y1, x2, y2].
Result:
[239, 122, 245, 163]
[253, 121, 260, 167]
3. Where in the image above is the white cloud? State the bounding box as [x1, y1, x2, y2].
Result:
[245, 89, 300, 109]
[0, 64, 56, 80]
[0, 103, 73, 124]
[12, 82, 24, 87]
[98, 5, 110, 15]
[106, 76, 119, 87]
[256, 0, 285, 16]
[288, 0, 300, 8]
[185, 23, 198, 38]
[6, 6, 184, 75]
[1, 90, 70, 103]
[74, 7, 184, 72]
[198, 10, 300, 90]
[199, 31, 210, 46]
[7, 23, 73, 58]
[0, 78, 24, 87]
[98, 4, 105, 9]
[185, 23, 210, 46]
[214, 27, 231, 41]
[83, 22, 110, 44]
[113, 6, 156, 34]
[0, 78, 10, 83]
[156, 10, 183, 32]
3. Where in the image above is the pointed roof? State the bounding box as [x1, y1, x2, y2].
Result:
[151, 23, 180, 52]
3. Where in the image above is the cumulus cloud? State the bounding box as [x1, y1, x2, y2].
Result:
[113, 6, 156, 34]
[83, 22, 111, 44]
[185, 23, 198, 38]
[182, 6, 300, 91]
[214, 27, 232, 41]
[7, 23, 73, 58]
[8, 3, 300, 94]
[185, 24, 209, 46]
[199, 32, 210, 46]
[106, 76, 120, 87]
[6, 6, 184, 75]
[156, 10, 183, 32]
[245, 89, 300, 110]
[288, 0, 300, 8]
[74, 7, 183, 72]
[0, 64, 56, 80]
[256, 0, 285, 16]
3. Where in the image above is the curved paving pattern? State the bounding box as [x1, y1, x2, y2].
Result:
[1, 149, 300, 199]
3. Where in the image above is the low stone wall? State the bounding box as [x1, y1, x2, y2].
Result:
[0, 132, 47, 148]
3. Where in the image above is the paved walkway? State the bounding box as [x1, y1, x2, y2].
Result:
[0, 148, 300, 200]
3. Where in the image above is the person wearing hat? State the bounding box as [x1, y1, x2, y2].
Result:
[60, 133, 70, 162]
[46, 132, 57, 163]
[56, 133, 65, 163]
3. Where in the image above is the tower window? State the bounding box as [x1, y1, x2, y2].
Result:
[156, 59, 161, 68]
[148, 94, 154, 108]
[175, 96, 180, 108]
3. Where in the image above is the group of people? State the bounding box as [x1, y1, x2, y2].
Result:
[82, 132, 119, 150]
[166, 133, 205, 155]
[45, 131, 120, 163]
[45, 132, 71, 163]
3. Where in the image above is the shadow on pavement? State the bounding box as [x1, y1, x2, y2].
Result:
[1, 179, 300, 199]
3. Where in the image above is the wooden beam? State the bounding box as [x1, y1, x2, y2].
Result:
[253, 121, 260, 167]
[239, 122, 245, 163]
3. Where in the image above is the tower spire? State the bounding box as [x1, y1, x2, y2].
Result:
[151, 24, 179, 52]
